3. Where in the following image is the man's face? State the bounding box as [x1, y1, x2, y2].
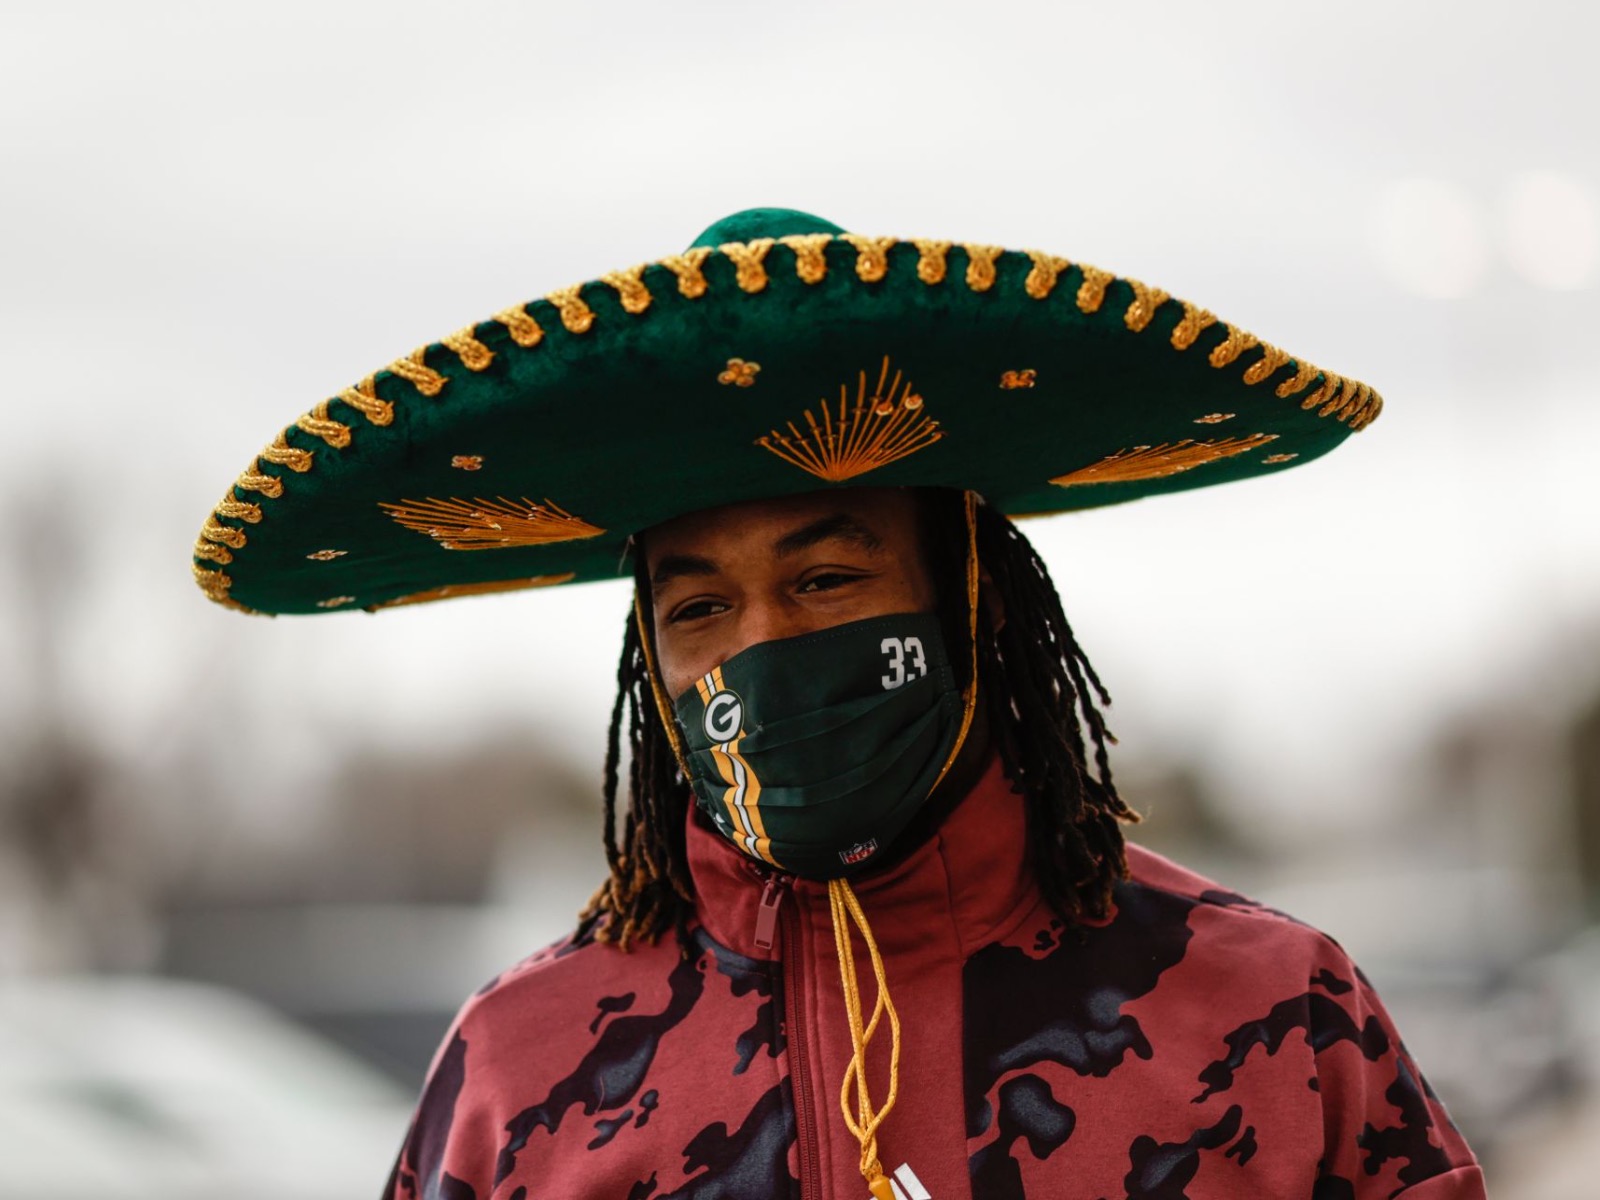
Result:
[643, 488, 936, 700]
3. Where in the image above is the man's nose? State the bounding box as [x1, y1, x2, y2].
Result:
[734, 597, 812, 653]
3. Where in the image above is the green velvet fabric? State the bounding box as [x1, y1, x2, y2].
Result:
[198, 208, 1374, 615]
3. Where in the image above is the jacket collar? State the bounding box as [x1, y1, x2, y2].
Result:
[686, 753, 1037, 960]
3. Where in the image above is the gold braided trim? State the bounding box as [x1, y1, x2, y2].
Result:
[377, 496, 606, 551]
[335, 376, 394, 426]
[913, 239, 951, 284]
[757, 355, 941, 483]
[601, 264, 653, 314]
[215, 494, 263, 524]
[1170, 302, 1218, 350]
[546, 286, 596, 334]
[1024, 252, 1071, 299]
[1076, 265, 1114, 313]
[259, 432, 313, 473]
[193, 563, 233, 600]
[441, 328, 494, 371]
[193, 538, 232, 565]
[1273, 360, 1320, 398]
[296, 402, 351, 448]
[841, 234, 895, 283]
[1242, 343, 1292, 385]
[386, 347, 447, 396]
[659, 247, 712, 298]
[493, 304, 545, 347]
[366, 572, 576, 611]
[1208, 326, 1260, 369]
[778, 234, 832, 284]
[720, 238, 775, 293]
[236, 465, 283, 498]
[1050, 434, 1279, 488]
[1122, 279, 1170, 333]
[201, 517, 248, 550]
[963, 244, 1004, 293]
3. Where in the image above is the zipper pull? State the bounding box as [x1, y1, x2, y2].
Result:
[753, 875, 786, 952]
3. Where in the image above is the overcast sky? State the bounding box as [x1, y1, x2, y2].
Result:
[2, 0, 1597, 843]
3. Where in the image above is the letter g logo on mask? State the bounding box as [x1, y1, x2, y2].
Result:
[703, 689, 744, 742]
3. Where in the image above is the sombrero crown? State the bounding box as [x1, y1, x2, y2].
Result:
[194, 207, 1380, 615]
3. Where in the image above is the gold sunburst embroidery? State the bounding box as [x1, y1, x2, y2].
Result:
[1194, 412, 1234, 424]
[1050, 434, 1279, 487]
[757, 356, 942, 482]
[378, 497, 606, 551]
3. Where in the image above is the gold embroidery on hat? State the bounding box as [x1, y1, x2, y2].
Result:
[1208, 326, 1259, 368]
[1076, 265, 1114, 313]
[260, 432, 313, 473]
[840, 234, 895, 283]
[1000, 369, 1037, 389]
[193, 538, 232, 565]
[335, 376, 394, 426]
[1170, 302, 1217, 350]
[718, 358, 760, 387]
[1024, 252, 1071, 299]
[441, 327, 495, 371]
[387, 347, 447, 396]
[779, 234, 832, 284]
[1262, 453, 1299, 464]
[451, 455, 485, 471]
[1194, 413, 1234, 424]
[297, 402, 352, 448]
[236, 467, 283, 498]
[202, 517, 247, 550]
[1049, 434, 1279, 487]
[757, 356, 942, 482]
[720, 238, 775, 293]
[659, 247, 712, 298]
[493, 305, 545, 347]
[963, 244, 1004, 292]
[366, 573, 576, 610]
[378, 497, 606, 551]
[306, 549, 347, 561]
[215, 494, 263, 524]
[547, 286, 596, 333]
[601, 264, 653, 314]
[912, 239, 951, 284]
[1242, 343, 1291, 385]
[1122, 279, 1170, 333]
[316, 596, 356, 609]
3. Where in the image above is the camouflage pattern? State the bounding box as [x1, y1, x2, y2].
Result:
[385, 759, 1483, 1199]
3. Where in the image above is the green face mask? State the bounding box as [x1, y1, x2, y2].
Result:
[673, 611, 969, 880]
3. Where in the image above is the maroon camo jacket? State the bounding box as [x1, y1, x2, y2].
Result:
[385, 757, 1485, 1199]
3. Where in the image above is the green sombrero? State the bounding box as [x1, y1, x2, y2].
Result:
[193, 207, 1382, 616]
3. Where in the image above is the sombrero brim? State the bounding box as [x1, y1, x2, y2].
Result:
[193, 209, 1381, 616]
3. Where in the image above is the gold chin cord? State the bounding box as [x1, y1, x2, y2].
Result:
[828, 489, 982, 1200]
[829, 877, 903, 1200]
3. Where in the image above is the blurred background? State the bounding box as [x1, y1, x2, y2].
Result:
[2, 1, 1597, 1195]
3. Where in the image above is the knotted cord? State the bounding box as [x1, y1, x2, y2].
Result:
[829, 877, 902, 1200]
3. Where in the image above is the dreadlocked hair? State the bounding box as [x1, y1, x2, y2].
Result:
[964, 497, 1139, 925]
[580, 491, 1138, 948]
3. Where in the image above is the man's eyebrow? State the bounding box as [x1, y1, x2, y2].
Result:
[774, 514, 884, 557]
[649, 553, 718, 590]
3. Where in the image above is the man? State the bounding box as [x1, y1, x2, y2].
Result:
[194, 208, 1484, 1197]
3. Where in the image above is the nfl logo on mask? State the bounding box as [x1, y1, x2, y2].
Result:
[840, 839, 879, 866]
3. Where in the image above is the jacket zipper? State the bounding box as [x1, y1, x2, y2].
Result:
[753, 872, 823, 1200]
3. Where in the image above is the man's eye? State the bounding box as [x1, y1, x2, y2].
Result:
[798, 572, 862, 593]
[669, 599, 727, 623]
